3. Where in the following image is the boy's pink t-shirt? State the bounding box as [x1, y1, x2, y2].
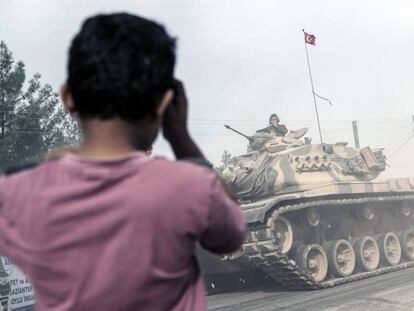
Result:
[0, 154, 246, 311]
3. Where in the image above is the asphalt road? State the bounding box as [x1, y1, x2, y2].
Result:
[207, 268, 414, 311]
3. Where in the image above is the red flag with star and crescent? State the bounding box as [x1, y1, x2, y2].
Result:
[304, 31, 316, 45]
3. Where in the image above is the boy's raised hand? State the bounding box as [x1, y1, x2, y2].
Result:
[162, 80, 188, 141]
[162, 80, 203, 159]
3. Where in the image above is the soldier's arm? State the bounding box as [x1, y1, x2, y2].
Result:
[279, 124, 288, 136]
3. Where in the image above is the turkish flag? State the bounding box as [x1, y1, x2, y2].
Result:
[304, 31, 316, 45]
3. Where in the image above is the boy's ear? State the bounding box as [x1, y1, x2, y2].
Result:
[156, 89, 174, 117]
[60, 84, 79, 118]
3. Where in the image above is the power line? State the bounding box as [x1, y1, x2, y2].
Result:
[189, 117, 410, 123]
[387, 133, 414, 160]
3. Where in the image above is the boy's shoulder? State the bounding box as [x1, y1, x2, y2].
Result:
[146, 157, 223, 202]
[1, 156, 219, 191]
[145, 157, 222, 192]
[148, 156, 217, 182]
[1, 160, 59, 188]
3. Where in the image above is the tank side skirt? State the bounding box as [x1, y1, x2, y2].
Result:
[240, 194, 414, 289]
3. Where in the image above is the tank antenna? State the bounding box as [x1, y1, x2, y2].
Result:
[302, 29, 331, 144]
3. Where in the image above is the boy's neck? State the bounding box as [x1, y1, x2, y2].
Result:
[77, 118, 155, 160]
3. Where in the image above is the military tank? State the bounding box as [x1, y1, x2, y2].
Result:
[200, 125, 414, 290]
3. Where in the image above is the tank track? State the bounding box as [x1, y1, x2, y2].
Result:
[241, 194, 414, 289]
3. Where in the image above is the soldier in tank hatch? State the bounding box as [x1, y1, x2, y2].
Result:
[255, 113, 288, 137]
[267, 113, 288, 136]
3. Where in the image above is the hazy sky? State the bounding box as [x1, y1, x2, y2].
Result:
[1, 0, 413, 178]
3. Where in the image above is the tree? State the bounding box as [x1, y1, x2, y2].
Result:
[221, 150, 233, 167]
[0, 41, 79, 171]
[215, 150, 234, 174]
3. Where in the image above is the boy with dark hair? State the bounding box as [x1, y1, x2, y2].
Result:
[0, 13, 245, 311]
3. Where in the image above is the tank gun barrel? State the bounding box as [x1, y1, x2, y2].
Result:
[224, 125, 251, 141]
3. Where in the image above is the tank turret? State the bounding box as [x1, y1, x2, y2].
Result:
[221, 127, 386, 201]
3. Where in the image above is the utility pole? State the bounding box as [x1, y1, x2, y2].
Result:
[352, 120, 360, 148]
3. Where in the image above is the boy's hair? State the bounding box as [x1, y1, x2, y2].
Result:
[68, 13, 176, 120]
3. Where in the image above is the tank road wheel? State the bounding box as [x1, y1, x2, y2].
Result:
[399, 230, 414, 261]
[327, 239, 355, 277]
[297, 244, 328, 282]
[354, 236, 380, 271]
[378, 232, 401, 266]
[300, 207, 320, 227]
[356, 205, 375, 221]
[394, 202, 411, 217]
[273, 216, 293, 254]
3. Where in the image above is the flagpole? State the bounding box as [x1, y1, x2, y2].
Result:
[303, 30, 324, 144]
